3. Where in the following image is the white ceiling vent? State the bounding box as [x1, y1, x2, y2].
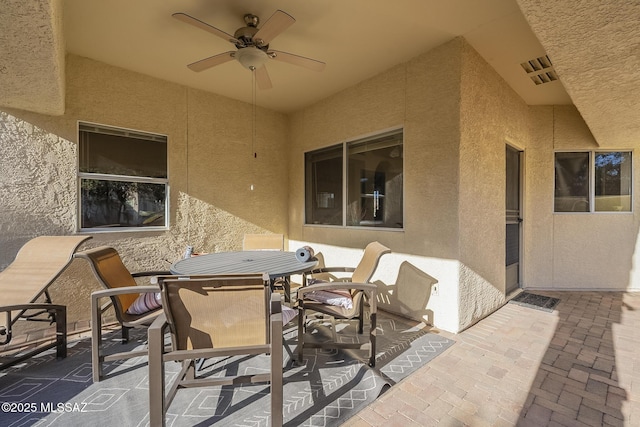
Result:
[521, 55, 558, 85]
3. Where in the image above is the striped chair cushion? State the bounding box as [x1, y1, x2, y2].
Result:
[126, 292, 162, 315]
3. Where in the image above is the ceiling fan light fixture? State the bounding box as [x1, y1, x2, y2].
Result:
[235, 47, 268, 70]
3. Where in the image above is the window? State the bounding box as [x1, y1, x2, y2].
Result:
[554, 151, 632, 212]
[305, 129, 403, 228]
[78, 122, 168, 230]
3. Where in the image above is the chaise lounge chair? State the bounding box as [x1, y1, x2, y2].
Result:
[0, 235, 92, 370]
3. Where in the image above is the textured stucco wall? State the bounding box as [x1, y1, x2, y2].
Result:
[0, 54, 289, 325]
[0, 0, 65, 115]
[525, 105, 640, 291]
[523, 106, 555, 288]
[457, 40, 531, 330]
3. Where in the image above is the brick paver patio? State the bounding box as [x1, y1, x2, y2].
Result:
[344, 291, 640, 427]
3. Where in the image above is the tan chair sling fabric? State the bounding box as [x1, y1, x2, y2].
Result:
[78, 246, 141, 314]
[148, 274, 283, 426]
[351, 241, 392, 283]
[0, 235, 91, 369]
[166, 282, 268, 349]
[74, 246, 169, 382]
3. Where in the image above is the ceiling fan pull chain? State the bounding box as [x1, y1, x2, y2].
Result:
[252, 69, 257, 159]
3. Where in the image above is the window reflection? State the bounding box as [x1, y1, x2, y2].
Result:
[305, 129, 403, 228]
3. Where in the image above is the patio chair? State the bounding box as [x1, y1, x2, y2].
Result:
[296, 241, 390, 367]
[74, 246, 170, 382]
[0, 235, 91, 370]
[148, 274, 283, 427]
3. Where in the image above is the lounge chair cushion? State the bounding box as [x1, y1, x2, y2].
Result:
[306, 288, 353, 309]
[126, 292, 162, 315]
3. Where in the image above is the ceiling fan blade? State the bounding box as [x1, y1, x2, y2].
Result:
[254, 65, 273, 90]
[268, 50, 326, 72]
[253, 10, 295, 46]
[187, 52, 235, 72]
[173, 12, 240, 45]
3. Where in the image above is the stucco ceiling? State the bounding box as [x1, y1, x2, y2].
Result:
[517, 0, 640, 147]
[1, 0, 638, 147]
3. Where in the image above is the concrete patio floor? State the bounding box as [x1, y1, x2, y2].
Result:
[344, 291, 640, 427]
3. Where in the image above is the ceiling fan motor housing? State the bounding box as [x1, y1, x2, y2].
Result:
[234, 25, 265, 47]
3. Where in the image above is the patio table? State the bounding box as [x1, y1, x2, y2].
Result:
[170, 251, 318, 302]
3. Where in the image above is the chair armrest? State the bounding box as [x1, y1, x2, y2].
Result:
[0, 303, 65, 313]
[148, 314, 169, 350]
[0, 303, 66, 343]
[91, 285, 160, 300]
[91, 285, 160, 315]
[148, 312, 168, 334]
[270, 293, 282, 315]
[304, 267, 356, 276]
[148, 313, 169, 359]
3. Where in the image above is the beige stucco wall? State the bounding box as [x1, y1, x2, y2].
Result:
[457, 40, 532, 330]
[0, 54, 289, 325]
[525, 105, 640, 291]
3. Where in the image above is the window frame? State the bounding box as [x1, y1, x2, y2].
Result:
[304, 127, 404, 231]
[554, 149, 633, 214]
[77, 121, 170, 232]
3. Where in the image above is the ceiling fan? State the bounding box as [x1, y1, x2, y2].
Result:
[173, 10, 326, 90]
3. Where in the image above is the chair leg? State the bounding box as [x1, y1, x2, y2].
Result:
[368, 312, 377, 367]
[148, 321, 166, 427]
[91, 295, 103, 382]
[185, 360, 196, 380]
[271, 313, 283, 426]
[121, 326, 130, 344]
[53, 305, 67, 359]
[297, 307, 305, 365]
[358, 297, 364, 334]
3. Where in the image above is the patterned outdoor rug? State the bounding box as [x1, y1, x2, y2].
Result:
[509, 292, 560, 312]
[0, 311, 453, 426]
